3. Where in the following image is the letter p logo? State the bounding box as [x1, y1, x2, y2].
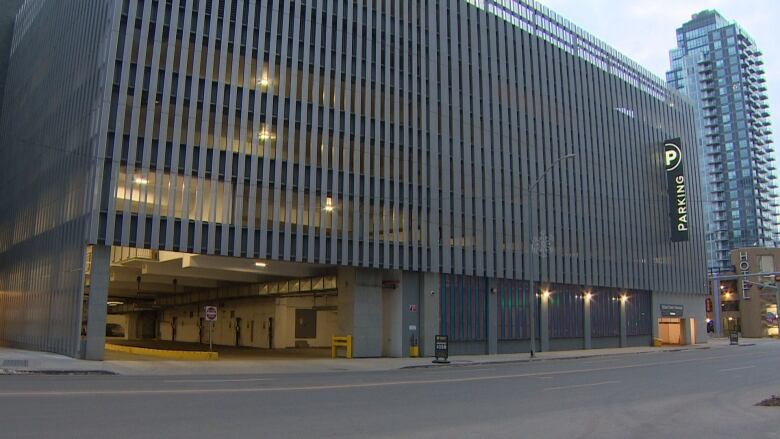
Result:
[664, 142, 681, 171]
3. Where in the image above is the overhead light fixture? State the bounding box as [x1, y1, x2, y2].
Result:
[324, 197, 334, 212]
[541, 290, 550, 300]
[257, 77, 271, 87]
[620, 294, 628, 304]
[134, 177, 149, 185]
[584, 292, 593, 302]
[107, 301, 124, 306]
[258, 130, 276, 141]
[254, 261, 267, 268]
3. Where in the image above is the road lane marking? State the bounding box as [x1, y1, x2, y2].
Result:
[422, 367, 497, 374]
[718, 365, 756, 372]
[163, 378, 273, 383]
[544, 380, 620, 391]
[0, 351, 771, 398]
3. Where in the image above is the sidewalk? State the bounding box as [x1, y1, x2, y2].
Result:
[0, 337, 774, 376]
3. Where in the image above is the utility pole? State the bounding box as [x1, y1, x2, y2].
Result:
[525, 153, 576, 353]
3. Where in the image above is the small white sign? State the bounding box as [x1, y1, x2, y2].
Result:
[204, 306, 218, 322]
[409, 325, 417, 331]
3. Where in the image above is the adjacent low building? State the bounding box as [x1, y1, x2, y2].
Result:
[708, 247, 780, 338]
[0, 0, 707, 359]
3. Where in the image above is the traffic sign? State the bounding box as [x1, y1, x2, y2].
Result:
[204, 306, 218, 321]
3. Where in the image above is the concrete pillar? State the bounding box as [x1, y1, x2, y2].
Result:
[619, 297, 628, 348]
[540, 292, 549, 352]
[337, 267, 382, 357]
[583, 295, 592, 349]
[487, 283, 498, 355]
[401, 272, 422, 357]
[712, 277, 722, 336]
[381, 282, 402, 357]
[420, 273, 440, 357]
[682, 318, 693, 345]
[85, 245, 110, 360]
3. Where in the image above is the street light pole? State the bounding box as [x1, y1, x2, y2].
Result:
[526, 153, 576, 354]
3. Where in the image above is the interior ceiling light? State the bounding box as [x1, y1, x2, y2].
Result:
[324, 197, 334, 212]
[258, 130, 276, 141]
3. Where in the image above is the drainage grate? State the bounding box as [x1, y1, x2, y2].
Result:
[1, 360, 29, 368]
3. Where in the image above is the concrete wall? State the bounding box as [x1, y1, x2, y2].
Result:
[149, 295, 338, 349]
[401, 272, 422, 356]
[337, 267, 382, 357]
[498, 340, 533, 354]
[652, 291, 707, 344]
[591, 337, 621, 349]
[381, 280, 403, 357]
[337, 268, 429, 358]
[449, 341, 488, 356]
[420, 273, 440, 356]
[549, 338, 586, 351]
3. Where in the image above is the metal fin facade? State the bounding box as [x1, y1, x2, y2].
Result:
[0, 0, 114, 356]
[0, 0, 706, 356]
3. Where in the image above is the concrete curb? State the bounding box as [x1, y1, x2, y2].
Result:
[105, 343, 218, 361]
[0, 369, 117, 376]
[401, 345, 714, 369]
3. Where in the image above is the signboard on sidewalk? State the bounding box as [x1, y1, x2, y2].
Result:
[204, 306, 218, 322]
[433, 335, 449, 363]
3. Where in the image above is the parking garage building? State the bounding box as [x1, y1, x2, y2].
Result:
[0, 0, 707, 359]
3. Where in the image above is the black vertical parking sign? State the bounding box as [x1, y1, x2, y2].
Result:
[664, 139, 689, 242]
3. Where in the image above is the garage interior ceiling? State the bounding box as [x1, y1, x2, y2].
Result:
[100, 247, 334, 301]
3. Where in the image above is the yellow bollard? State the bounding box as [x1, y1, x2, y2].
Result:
[331, 335, 353, 359]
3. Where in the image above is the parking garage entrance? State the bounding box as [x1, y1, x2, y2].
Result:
[87, 246, 339, 360]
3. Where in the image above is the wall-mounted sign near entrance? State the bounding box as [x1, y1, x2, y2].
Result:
[664, 139, 689, 242]
[660, 304, 684, 317]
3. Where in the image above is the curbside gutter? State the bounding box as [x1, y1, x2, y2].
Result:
[401, 345, 715, 369]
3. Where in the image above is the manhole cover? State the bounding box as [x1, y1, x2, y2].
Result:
[757, 396, 780, 407]
[1, 360, 28, 368]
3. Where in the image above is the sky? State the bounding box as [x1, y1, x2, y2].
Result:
[537, 0, 779, 156]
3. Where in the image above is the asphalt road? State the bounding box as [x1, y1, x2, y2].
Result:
[2, 344, 779, 439]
